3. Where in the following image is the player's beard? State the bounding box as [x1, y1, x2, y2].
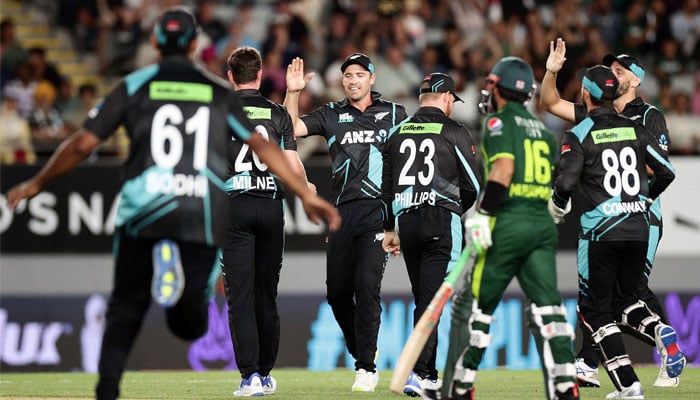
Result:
[617, 80, 631, 96]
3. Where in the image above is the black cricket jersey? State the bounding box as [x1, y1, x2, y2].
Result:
[301, 91, 407, 205]
[574, 97, 670, 152]
[553, 107, 675, 241]
[226, 89, 297, 199]
[83, 56, 254, 247]
[381, 106, 481, 230]
[574, 97, 670, 226]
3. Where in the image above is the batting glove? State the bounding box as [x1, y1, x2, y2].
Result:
[547, 197, 571, 224]
[465, 213, 492, 255]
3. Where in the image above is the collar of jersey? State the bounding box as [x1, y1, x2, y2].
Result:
[415, 106, 446, 116]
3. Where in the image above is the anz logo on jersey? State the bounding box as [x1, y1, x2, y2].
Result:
[340, 130, 377, 144]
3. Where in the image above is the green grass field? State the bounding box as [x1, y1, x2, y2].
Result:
[0, 367, 696, 399]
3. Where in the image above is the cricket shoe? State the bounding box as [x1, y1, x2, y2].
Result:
[152, 239, 184, 307]
[351, 368, 378, 392]
[261, 374, 277, 394]
[404, 372, 442, 397]
[234, 372, 264, 397]
[654, 323, 686, 379]
[653, 366, 679, 387]
[605, 381, 643, 399]
[574, 358, 600, 387]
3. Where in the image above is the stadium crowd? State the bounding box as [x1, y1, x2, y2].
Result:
[2, 0, 700, 163]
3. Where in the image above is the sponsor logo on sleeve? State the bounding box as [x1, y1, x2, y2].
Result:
[487, 117, 503, 131]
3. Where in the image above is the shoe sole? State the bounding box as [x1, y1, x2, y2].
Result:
[262, 376, 277, 394]
[578, 377, 601, 388]
[151, 239, 184, 308]
[403, 385, 421, 397]
[233, 391, 263, 397]
[657, 327, 686, 378]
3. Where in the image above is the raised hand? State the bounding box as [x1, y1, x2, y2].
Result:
[546, 38, 567, 74]
[286, 57, 315, 93]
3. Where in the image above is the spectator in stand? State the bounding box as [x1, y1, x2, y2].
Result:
[3, 61, 38, 119]
[655, 38, 685, 83]
[62, 83, 98, 132]
[0, 93, 36, 165]
[26, 47, 63, 93]
[57, 1, 100, 53]
[0, 18, 27, 88]
[262, 14, 304, 68]
[195, 0, 227, 45]
[55, 78, 79, 114]
[588, 0, 623, 50]
[670, 0, 700, 60]
[691, 71, 700, 115]
[29, 80, 69, 155]
[646, 0, 674, 55]
[372, 44, 422, 111]
[325, 10, 351, 67]
[98, 5, 144, 76]
[667, 91, 700, 154]
[260, 50, 287, 103]
[200, 45, 224, 78]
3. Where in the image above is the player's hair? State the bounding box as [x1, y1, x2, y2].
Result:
[497, 86, 530, 104]
[227, 46, 262, 85]
[418, 92, 444, 103]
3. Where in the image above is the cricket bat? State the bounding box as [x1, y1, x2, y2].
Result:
[389, 247, 471, 394]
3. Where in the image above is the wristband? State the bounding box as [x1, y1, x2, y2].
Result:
[478, 181, 508, 215]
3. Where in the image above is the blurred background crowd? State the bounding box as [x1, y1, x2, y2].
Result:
[1, 0, 699, 166]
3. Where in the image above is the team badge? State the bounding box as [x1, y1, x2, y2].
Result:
[560, 144, 571, 155]
[486, 117, 503, 131]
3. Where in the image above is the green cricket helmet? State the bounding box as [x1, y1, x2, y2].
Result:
[478, 56, 535, 115]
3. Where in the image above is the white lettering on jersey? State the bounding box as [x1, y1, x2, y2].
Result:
[231, 176, 276, 191]
[602, 200, 647, 215]
[338, 113, 354, 123]
[146, 172, 208, 198]
[514, 116, 545, 138]
[394, 191, 436, 207]
[340, 130, 375, 144]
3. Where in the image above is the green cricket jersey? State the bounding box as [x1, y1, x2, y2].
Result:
[481, 101, 556, 215]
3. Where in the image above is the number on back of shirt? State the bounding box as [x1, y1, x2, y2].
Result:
[602, 147, 640, 196]
[151, 105, 209, 170]
[398, 138, 435, 186]
[234, 125, 270, 172]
